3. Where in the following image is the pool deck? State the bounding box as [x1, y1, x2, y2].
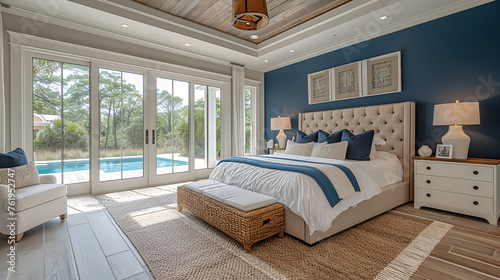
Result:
[40, 153, 210, 185]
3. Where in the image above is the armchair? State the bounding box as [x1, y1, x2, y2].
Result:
[0, 174, 67, 242]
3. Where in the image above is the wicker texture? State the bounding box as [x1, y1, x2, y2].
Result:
[177, 186, 285, 252]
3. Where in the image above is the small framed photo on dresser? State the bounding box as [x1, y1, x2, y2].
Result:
[436, 144, 453, 159]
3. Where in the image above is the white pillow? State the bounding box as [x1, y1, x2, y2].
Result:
[369, 136, 386, 160]
[0, 162, 40, 189]
[284, 140, 314, 156]
[311, 142, 348, 160]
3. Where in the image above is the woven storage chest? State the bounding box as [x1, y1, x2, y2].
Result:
[177, 186, 285, 252]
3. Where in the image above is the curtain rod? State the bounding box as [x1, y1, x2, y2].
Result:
[230, 62, 245, 67]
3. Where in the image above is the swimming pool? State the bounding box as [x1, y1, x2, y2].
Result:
[35, 157, 189, 174]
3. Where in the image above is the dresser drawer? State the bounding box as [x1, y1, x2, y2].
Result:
[415, 175, 494, 198]
[416, 187, 493, 214]
[415, 161, 494, 182]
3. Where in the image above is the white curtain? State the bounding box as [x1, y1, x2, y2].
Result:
[0, 12, 5, 153]
[231, 64, 245, 156]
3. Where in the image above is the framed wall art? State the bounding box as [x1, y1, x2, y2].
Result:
[332, 61, 362, 101]
[365, 51, 401, 96]
[308, 69, 331, 104]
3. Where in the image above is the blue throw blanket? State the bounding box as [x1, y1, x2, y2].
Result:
[218, 156, 360, 207]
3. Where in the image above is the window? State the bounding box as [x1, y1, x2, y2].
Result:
[244, 86, 257, 155]
[32, 58, 90, 184]
[194, 84, 221, 169]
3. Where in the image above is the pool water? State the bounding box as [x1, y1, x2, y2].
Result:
[35, 157, 188, 175]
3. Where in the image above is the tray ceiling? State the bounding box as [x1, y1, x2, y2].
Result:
[130, 0, 353, 43]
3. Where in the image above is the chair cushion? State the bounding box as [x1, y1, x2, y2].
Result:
[203, 185, 277, 212]
[184, 180, 228, 194]
[8, 183, 67, 212]
[0, 148, 28, 168]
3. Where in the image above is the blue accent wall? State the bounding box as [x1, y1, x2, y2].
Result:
[264, 1, 500, 159]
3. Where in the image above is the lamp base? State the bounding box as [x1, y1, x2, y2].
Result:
[276, 130, 287, 149]
[442, 125, 470, 159]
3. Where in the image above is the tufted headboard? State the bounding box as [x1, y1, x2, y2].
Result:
[298, 102, 415, 195]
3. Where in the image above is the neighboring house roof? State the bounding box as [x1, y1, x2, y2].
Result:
[34, 113, 60, 129]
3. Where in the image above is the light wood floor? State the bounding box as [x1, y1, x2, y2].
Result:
[1, 184, 499, 280]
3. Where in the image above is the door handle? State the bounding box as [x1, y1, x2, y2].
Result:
[152, 130, 156, 145]
[145, 129, 149, 144]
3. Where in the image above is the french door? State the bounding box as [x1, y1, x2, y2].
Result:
[26, 52, 228, 195]
[90, 63, 149, 193]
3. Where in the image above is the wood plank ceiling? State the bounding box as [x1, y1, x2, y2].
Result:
[130, 0, 353, 43]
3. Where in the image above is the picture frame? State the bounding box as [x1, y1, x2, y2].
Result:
[364, 51, 401, 96]
[436, 144, 453, 159]
[308, 69, 331, 104]
[332, 61, 362, 101]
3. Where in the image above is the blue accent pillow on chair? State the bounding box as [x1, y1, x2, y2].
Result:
[296, 131, 319, 143]
[341, 130, 374, 161]
[318, 130, 345, 144]
[0, 148, 29, 168]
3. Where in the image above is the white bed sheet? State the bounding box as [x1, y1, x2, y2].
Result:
[209, 152, 403, 234]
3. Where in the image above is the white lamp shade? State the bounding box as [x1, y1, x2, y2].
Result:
[433, 101, 480, 126]
[271, 116, 291, 130]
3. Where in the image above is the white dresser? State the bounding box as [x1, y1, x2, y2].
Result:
[414, 156, 500, 225]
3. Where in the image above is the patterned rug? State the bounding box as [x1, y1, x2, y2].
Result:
[101, 188, 452, 280]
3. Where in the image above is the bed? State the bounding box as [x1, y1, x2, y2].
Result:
[211, 102, 415, 244]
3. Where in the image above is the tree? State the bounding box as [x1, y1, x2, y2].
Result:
[35, 120, 87, 151]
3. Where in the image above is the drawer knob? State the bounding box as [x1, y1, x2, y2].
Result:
[473, 170, 479, 175]
[426, 180, 431, 184]
[426, 166, 431, 170]
[473, 186, 479, 190]
[426, 193, 431, 197]
[473, 201, 479, 205]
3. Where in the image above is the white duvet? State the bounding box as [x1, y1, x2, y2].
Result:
[209, 152, 403, 234]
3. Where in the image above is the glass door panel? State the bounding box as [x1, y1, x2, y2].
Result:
[155, 78, 190, 175]
[32, 58, 90, 184]
[194, 84, 207, 169]
[99, 68, 144, 182]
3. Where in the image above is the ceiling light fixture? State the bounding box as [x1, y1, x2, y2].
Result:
[250, 35, 259, 39]
[185, 43, 192, 47]
[264, 59, 269, 63]
[290, 49, 295, 53]
[380, 15, 389, 20]
[232, 0, 269, 31]
[121, 23, 129, 28]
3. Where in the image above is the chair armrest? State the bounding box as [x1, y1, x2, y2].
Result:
[39, 175, 57, 184]
[0, 184, 12, 211]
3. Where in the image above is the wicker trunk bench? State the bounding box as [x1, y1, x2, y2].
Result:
[177, 181, 285, 252]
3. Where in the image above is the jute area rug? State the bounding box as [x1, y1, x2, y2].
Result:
[101, 188, 452, 280]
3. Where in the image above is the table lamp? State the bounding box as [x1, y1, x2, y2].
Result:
[271, 116, 291, 149]
[433, 100, 480, 159]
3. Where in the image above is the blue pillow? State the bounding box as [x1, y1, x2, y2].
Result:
[296, 130, 319, 143]
[341, 130, 374, 161]
[0, 148, 29, 168]
[318, 130, 345, 144]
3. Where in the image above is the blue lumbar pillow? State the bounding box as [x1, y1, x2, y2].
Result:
[0, 148, 29, 168]
[318, 130, 345, 144]
[296, 130, 319, 143]
[341, 130, 374, 161]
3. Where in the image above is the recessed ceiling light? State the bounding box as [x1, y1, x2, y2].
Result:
[121, 23, 129, 28]
[185, 43, 192, 47]
[264, 59, 269, 63]
[250, 35, 259, 39]
[290, 49, 295, 53]
[380, 15, 389, 20]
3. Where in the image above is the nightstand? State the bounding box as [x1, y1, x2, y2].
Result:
[413, 156, 500, 225]
[269, 148, 285, 154]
